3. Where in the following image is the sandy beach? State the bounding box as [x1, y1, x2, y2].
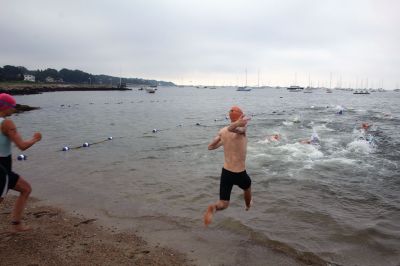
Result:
[0, 195, 191, 266]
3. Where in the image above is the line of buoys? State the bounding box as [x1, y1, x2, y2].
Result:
[61, 137, 114, 151]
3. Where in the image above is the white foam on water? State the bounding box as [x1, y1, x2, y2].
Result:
[317, 157, 358, 166]
[346, 139, 373, 154]
[257, 139, 271, 144]
[277, 143, 324, 161]
[313, 124, 335, 132]
[335, 105, 345, 111]
[283, 121, 294, 126]
[292, 116, 301, 123]
[355, 109, 367, 113]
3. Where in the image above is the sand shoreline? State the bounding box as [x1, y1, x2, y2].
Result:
[0, 194, 322, 266]
[0, 195, 191, 266]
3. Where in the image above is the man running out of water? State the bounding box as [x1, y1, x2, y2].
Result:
[0, 93, 42, 232]
[204, 106, 252, 226]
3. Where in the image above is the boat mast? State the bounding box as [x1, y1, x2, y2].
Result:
[245, 68, 248, 87]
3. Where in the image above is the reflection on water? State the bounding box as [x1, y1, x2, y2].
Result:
[14, 87, 400, 266]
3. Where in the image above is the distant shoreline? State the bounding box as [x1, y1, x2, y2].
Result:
[0, 83, 132, 95]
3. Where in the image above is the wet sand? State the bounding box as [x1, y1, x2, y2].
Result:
[0, 195, 191, 266]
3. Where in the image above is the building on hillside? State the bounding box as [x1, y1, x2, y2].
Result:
[45, 76, 55, 83]
[24, 74, 35, 82]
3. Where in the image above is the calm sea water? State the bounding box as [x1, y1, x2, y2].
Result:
[13, 87, 400, 265]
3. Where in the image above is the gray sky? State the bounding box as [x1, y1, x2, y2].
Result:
[1, 0, 399, 88]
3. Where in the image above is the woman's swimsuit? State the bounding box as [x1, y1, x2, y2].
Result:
[0, 117, 19, 197]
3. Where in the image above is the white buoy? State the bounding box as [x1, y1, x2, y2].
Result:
[83, 142, 90, 147]
[62, 146, 70, 151]
[152, 129, 158, 133]
[17, 154, 27, 160]
[108, 136, 113, 140]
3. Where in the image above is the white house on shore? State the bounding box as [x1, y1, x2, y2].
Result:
[45, 76, 55, 83]
[24, 74, 35, 82]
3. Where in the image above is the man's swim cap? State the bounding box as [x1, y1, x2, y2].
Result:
[362, 123, 370, 130]
[229, 106, 243, 122]
[0, 93, 16, 111]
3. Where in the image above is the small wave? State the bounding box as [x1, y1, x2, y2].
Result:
[277, 143, 324, 160]
[283, 121, 294, 126]
[317, 157, 358, 166]
[218, 217, 331, 266]
[347, 139, 373, 154]
[313, 124, 335, 132]
[257, 139, 271, 144]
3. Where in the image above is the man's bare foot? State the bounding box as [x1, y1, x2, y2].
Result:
[204, 205, 215, 226]
[10, 221, 32, 233]
[245, 199, 253, 211]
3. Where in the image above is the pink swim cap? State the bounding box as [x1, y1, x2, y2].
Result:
[0, 93, 17, 111]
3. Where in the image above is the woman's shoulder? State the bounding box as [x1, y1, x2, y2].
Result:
[1, 118, 15, 128]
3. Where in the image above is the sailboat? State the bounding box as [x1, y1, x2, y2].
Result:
[237, 69, 252, 91]
[303, 74, 313, 93]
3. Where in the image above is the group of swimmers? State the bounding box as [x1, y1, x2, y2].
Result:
[264, 122, 372, 146]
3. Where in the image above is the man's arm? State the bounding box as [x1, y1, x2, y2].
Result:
[228, 115, 249, 135]
[208, 132, 223, 150]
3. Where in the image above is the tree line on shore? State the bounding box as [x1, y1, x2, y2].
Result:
[0, 65, 174, 86]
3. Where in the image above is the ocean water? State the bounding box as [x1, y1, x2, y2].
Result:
[13, 87, 400, 265]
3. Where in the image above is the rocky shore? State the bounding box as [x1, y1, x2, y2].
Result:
[0, 83, 131, 95]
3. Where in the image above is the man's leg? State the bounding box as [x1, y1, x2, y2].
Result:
[244, 187, 252, 211]
[204, 200, 229, 226]
[10, 176, 32, 232]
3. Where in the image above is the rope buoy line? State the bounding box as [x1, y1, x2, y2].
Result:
[16, 112, 289, 159]
[52, 117, 237, 154]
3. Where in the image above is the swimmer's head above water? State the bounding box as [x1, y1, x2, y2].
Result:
[362, 123, 370, 130]
[229, 106, 243, 122]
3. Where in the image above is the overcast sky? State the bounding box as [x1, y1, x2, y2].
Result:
[1, 0, 399, 88]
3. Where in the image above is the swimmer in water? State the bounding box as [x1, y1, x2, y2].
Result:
[267, 133, 281, 142]
[362, 123, 371, 131]
[0, 93, 42, 232]
[300, 132, 320, 145]
[204, 106, 252, 226]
